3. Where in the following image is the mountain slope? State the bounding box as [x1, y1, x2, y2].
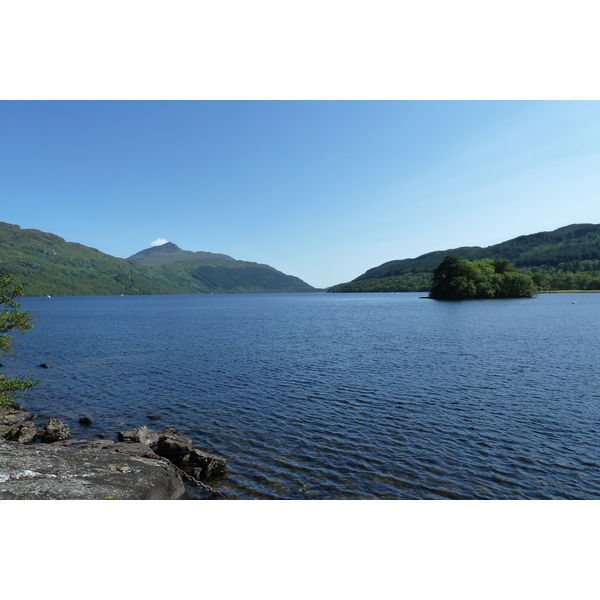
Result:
[127, 242, 315, 293]
[127, 242, 235, 266]
[0, 222, 181, 296]
[0, 222, 315, 295]
[330, 223, 600, 292]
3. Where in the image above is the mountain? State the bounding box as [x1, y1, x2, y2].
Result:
[0, 222, 315, 296]
[329, 223, 600, 292]
[127, 241, 315, 294]
[127, 242, 235, 266]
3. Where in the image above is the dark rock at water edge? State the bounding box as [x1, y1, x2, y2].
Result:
[118, 426, 159, 447]
[41, 418, 70, 443]
[118, 426, 227, 483]
[0, 408, 36, 438]
[179, 448, 227, 481]
[3, 421, 39, 444]
[78, 416, 93, 425]
[156, 432, 193, 460]
[1, 407, 227, 499]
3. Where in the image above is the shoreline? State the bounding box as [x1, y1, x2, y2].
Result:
[0, 405, 227, 500]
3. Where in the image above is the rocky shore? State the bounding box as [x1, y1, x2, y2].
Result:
[0, 407, 227, 500]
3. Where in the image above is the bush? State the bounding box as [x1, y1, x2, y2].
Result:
[0, 273, 37, 406]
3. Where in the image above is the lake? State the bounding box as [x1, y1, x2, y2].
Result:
[7, 292, 600, 499]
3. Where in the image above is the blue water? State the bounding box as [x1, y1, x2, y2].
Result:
[6, 292, 600, 499]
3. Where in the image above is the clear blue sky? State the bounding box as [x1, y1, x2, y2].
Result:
[2, 100, 600, 288]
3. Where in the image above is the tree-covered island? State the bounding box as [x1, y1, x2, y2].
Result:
[428, 255, 537, 300]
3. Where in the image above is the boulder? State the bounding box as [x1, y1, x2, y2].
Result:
[156, 433, 192, 460]
[179, 448, 227, 480]
[41, 418, 70, 443]
[158, 427, 179, 437]
[111, 442, 155, 457]
[0, 409, 35, 438]
[118, 426, 159, 447]
[3, 421, 39, 444]
[78, 416, 93, 425]
[0, 438, 185, 500]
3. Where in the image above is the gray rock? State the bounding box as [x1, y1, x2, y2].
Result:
[0, 408, 35, 427]
[117, 426, 159, 447]
[179, 448, 227, 480]
[111, 441, 155, 457]
[41, 418, 70, 443]
[0, 438, 185, 500]
[156, 433, 192, 460]
[3, 421, 39, 444]
[0, 409, 35, 438]
[158, 427, 179, 437]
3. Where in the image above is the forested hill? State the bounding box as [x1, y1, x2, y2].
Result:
[329, 223, 600, 292]
[0, 222, 315, 295]
[127, 240, 315, 294]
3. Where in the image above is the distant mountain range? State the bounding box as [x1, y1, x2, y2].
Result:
[0, 222, 315, 295]
[329, 223, 600, 292]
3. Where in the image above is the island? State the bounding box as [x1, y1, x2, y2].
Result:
[428, 255, 537, 300]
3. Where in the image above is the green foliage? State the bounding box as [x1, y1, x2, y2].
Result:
[336, 224, 600, 287]
[329, 272, 432, 293]
[429, 256, 537, 300]
[0, 222, 315, 295]
[330, 223, 600, 293]
[0, 272, 37, 406]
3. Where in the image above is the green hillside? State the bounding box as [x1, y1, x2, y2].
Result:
[127, 242, 235, 266]
[329, 224, 600, 292]
[0, 222, 315, 295]
[128, 242, 315, 294]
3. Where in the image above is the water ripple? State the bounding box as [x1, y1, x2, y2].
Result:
[12, 292, 600, 499]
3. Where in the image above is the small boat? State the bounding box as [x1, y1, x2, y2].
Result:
[46, 295, 51, 299]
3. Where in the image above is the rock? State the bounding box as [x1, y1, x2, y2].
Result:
[179, 448, 227, 480]
[0, 409, 35, 438]
[83, 439, 115, 450]
[159, 427, 179, 437]
[3, 421, 39, 444]
[0, 438, 185, 499]
[38, 364, 51, 369]
[0, 408, 35, 427]
[147, 415, 160, 421]
[117, 426, 159, 447]
[156, 433, 192, 460]
[78, 416, 93, 425]
[41, 418, 70, 443]
[111, 441, 155, 457]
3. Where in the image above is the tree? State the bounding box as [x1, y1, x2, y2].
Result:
[0, 273, 37, 406]
[429, 255, 537, 300]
